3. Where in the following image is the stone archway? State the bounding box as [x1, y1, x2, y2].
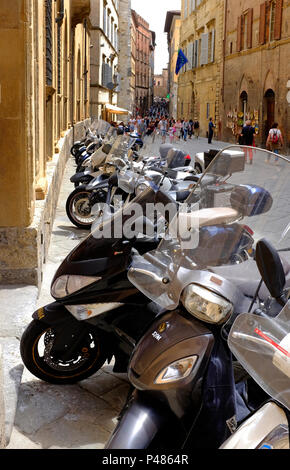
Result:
[239, 91, 248, 125]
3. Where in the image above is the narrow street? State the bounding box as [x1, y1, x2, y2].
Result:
[6, 134, 230, 450]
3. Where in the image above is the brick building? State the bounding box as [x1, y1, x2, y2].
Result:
[132, 10, 155, 115]
[222, 0, 290, 149]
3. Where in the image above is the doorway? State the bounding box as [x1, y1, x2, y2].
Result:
[240, 91, 248, 125]
[264, 89, 275, 141]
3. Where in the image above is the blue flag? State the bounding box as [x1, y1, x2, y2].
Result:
[175, 49, 189, 75]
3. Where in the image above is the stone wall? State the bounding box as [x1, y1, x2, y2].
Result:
[222, 0, 290, 149]
[178, 0, 224, 136]
[0, 120, 90, 287]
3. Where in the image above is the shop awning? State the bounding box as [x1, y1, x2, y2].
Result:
[105, 104, 131, 115]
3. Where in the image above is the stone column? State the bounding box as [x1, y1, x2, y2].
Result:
[0, 0, 35, 228]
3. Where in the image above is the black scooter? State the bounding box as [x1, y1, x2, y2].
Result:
[20, 188, 175, 385]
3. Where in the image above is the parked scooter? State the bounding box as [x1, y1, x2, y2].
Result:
[105, 146, 290, 449]
[20, 186, 176, 384]
[19, 145, 280, 392]
[71, 119, 112, 165]
[220, 239, 290, 449]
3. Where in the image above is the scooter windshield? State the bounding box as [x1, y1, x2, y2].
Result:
[128, 146, 290, 310]
[91, 119, 112, 137]
[228, 300, 290, 412]
[105, 135, 132, 167]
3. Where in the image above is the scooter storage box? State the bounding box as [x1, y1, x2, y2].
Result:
[230, 185, 273, 216]
[204, 149, 220, 169]
[213, 150, 245, 176]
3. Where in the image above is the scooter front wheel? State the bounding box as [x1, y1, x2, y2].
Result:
[20, 320, 108, 384]
[66, 188, 95, 229]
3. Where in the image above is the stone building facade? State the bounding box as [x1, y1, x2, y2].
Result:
[0, 0, 91, 286]
[222, 0, 290, 149]
[177, 0, 225, 138]
[132, 10, 155, 115]
[89, 0, 122, 122]
[164, 10, 181, 119]
[117, 0, 136, 116]
[154, 69, 169, 99]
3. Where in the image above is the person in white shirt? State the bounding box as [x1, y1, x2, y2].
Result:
[266, 122, 284, 163]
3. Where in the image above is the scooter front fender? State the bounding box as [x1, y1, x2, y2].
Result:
[32, 302, 77, 327]
[105, 390, 182, 449]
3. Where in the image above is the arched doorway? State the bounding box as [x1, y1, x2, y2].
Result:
[240, 91, 248, 125]
[264, 89, 275, 141]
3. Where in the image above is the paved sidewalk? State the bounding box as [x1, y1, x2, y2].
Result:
[5, 135, 230, 450]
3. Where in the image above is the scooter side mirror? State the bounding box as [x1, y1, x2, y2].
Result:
[256, 239, 285, 301]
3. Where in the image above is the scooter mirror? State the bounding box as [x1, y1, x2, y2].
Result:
[256, 239, 285, 301]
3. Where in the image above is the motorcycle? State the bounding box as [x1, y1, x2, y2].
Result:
[220, 238, 290, 449]
[20, 184, 178, 385]
[71, 120, 112, 165]
[20, 145, 269, 390]
[105, 145, 290, 449]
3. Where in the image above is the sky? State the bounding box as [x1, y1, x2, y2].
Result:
[131, 0, 181, 75]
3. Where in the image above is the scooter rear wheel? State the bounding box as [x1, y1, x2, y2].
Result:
[20, 320, 108, 384]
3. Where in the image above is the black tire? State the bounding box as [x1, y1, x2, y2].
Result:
[66, 188, 94, 229]
[20, 320, 108, 384]
[71, 143, 83, 158]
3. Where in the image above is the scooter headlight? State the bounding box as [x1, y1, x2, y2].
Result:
[136, 182, 149, 196]
[154, 356, 198, 384]
[51, 275, 101, 299]
[181, 284, 233, 324]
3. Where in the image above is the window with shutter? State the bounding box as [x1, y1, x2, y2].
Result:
[184, 0, 188, 18]
[274, 0, 283, 40]
[247, 8, 253, 48]
[237, 15, 242, 52]
[195, 39, 199, 67]
[200, 33, 209, 66]
[187, 43, 192, 70]
[208, 30, 215, 63]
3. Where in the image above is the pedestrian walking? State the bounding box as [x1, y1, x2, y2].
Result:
[169, 121, 176, 144]
[266, 122, 284, 164]
[193, 120, 200, 139]
[240, 120, 255, 164]
[208, 117, 216, 144]
[183, 119, 189, 141]
[159, 116, 168, 144]
[188, 120, 193, 139]
[175, 119, 182, 141]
